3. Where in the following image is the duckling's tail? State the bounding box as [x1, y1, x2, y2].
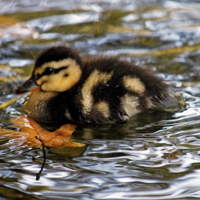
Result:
[152, 92, 179, 109]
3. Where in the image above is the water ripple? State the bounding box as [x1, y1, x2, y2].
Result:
[1, 0, 200, 199]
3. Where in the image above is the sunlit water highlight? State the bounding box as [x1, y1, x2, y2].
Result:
[1, 0, 200, 199]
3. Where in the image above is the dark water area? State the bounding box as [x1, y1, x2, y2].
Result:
[1, 0, 200, 199]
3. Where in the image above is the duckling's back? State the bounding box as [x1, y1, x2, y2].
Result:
[65, 57, 178, 124]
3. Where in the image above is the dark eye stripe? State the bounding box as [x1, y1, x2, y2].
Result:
[54, 66, 68, 74]
[37, 66, 68, 77]
[35, 66, 68, 80]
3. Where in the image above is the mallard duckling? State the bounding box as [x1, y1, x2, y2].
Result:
[15, 46, 178, 124]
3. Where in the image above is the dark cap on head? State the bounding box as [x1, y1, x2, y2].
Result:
[35, 46, 82, 68]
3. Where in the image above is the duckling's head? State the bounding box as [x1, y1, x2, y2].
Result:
[15, 46, 82, 94]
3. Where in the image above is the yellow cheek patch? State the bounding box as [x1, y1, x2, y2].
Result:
[62, 63, 82, 91]
[40, 64, 81, 92]
[36, 78, 44, 86]
[123, 76, 145, 95]
[33, 58, 82, 92]
[81, 70, 113, 115]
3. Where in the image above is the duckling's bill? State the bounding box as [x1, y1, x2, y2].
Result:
[15, 76, 41, 94]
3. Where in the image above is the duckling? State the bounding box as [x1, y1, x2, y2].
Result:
[15, 46, 178, 124]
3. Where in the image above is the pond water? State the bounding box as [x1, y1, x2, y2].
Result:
[1, 0, 200, 199]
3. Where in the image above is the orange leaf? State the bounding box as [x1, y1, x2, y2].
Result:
[4, 115, 85, 149]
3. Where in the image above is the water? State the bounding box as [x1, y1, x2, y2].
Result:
[1, 0, 200, 199]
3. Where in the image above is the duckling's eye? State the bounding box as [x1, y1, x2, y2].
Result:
[43, 67, 55, 75]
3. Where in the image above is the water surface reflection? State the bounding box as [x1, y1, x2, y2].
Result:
[1, 0, 200, 199]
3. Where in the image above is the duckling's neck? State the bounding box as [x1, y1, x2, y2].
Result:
[24, 90, 59, 122]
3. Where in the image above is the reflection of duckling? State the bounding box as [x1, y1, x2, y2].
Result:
[15, 46, 178, 124]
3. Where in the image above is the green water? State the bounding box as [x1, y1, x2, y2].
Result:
[1, 0, 200, 199]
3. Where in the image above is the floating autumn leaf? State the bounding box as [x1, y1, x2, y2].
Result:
[0, 115, 85, 149]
